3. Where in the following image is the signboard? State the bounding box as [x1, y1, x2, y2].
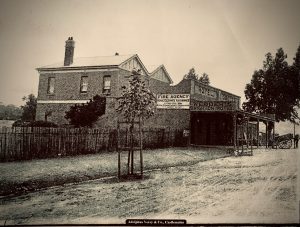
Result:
[190, 100, 236, 111]
[183, 129, 190, 137]
[194, 84, 217, 98]
[157, 94, 190, 109]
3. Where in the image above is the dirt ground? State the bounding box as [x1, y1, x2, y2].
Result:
[0, 148, 299, 224]
[0, 147, 229, 196]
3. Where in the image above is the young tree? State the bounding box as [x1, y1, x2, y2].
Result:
[116, 69, 156, 176]
[199, 72, 210, 85]
[21, 94, 37, 121]
[65, 95, 106, 127]
[243, 48, 300, 123]
[183, 67, 198, 80]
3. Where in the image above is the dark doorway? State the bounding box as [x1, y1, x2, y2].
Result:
[191, 112, 233, 146]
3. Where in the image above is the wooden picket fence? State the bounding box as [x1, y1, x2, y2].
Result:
[0, 127, 186, 162]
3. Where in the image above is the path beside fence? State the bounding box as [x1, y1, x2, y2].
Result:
[0, 127, 187, 162]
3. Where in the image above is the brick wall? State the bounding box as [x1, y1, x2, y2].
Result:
[36, 103, 73, 124]
[145, 109, 190, 130]
[36, 97, 118, 126]
[37, 69, 124, 100]
[36, 68, 169, 127]
[149, 77, 172, 95]
[168, 79, 192, 94]
[36, 68, 132, 125]
[36, 69, 240, 131]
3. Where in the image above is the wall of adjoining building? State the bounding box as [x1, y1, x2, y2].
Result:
[149, 77, 172, 95]
[167, 79, 192, 94]
[145, 109, 190, 130]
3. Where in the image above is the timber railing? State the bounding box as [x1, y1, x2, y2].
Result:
[236, 138, 254, 156]
[0, 127, 185, 162]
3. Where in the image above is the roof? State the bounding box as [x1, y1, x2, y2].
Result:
[148, 64, 173, 84]
[38, 54, 135, 70]
[236, 110, 276, 122]
[37, 53, 174, 84]
[147, 65, 161, 73]
[192, 78, 241, 98]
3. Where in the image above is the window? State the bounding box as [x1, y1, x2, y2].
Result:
[103, 76, 111, 94]
[80, 76, 88, 93]
[47, 77, 55, 94]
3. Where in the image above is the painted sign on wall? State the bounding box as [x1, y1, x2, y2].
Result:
[157, 94, 190, 109]
[190, 100, 236, 111]
[194, 84, 217, 98]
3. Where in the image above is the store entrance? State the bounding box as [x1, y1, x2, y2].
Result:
[190, 112, 233, 146]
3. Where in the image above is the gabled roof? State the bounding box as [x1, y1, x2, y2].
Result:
[146, 65, 161, 74]
[119, 54, 149, 76]
[37, 54, 138, 71]
[36, 53, 172, 83]
[149, 65, 173, 84]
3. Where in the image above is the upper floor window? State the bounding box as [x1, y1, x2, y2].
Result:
[80, 76, 88, 93]
[47, 77, 55, 94]
[103, 76, 111, 94]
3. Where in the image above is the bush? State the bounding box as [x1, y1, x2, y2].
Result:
[12, 120, 58, 128]
[65, 95, 106, 127]
[12, 120, 30, 127]
[29, 121, 58, 128]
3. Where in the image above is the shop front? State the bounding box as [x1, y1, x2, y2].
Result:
[189, 99, 275, 149]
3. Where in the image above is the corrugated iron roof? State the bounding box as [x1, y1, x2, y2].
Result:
[38, 54, 135, 69]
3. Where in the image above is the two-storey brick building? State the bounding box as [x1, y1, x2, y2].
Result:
[36, 37, 173, 128]
[36, 37, 275, 148]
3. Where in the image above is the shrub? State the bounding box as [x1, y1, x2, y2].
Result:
[12, 120, 58, 128]
[65, 95, 106, 127]
[12, 120, 30, 127]
[29, 121, 58, 128]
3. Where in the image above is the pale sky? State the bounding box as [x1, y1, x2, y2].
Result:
[0, 0, 300, 106]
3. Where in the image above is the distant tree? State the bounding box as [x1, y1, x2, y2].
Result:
[65, 95, 106, 127]
[183, 68, 198, 80]
[0, 103, 22, 120]
[243, 48, 300, 123]
[293, 43, 300, 69]
[198, 73, 210, 85]
[292, 43, 300, 103]
[117, 69, 156, 176]
[21, 94, 37, 122]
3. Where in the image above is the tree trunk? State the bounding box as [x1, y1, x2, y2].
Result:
[130, 121, 134, 175]
[139, 118, 143, 177]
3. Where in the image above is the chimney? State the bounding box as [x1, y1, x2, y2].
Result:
[64, 37, 75, 66]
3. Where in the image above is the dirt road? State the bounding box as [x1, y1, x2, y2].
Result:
[1, 148, 299, 224]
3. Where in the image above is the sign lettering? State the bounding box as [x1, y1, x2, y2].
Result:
[190, 100, 236, 111]
[157, 94, 190, 109]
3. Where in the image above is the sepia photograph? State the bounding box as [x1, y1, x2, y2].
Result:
[0, 0, 299, 225]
